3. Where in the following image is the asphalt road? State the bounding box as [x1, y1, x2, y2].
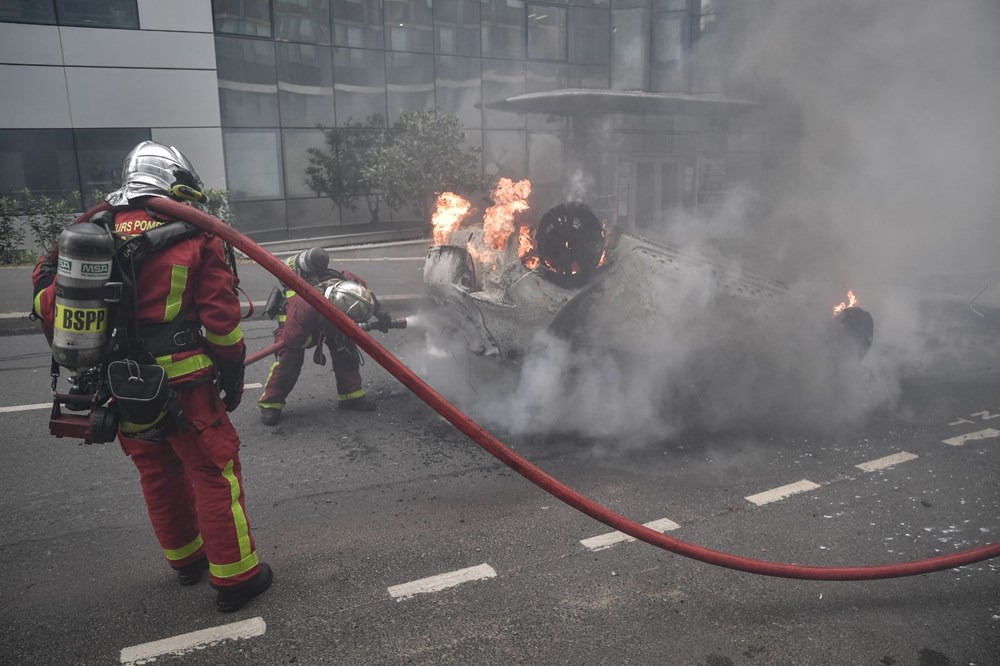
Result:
[0, 283, 998, 664]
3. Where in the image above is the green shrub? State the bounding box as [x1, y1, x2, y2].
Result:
[0, 196, 25, 265]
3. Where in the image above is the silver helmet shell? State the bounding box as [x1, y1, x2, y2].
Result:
[105, 141, 205, 207]
[323, 280, 375, 323]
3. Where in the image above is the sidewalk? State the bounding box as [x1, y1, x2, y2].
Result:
[0, 238, 433, 335]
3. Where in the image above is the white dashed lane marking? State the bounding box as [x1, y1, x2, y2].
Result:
[581, 518, 681, 551]
[120, 617, 266, 665]
[745, 480, 821, 506]
[0, 383, 264, 414]
[388, 563, 497, 600]
[942, 428, 1000, 446]
[855, 451, 919, 472]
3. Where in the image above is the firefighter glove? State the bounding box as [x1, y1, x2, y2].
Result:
[373, 309, 392, 333]
[216, 355, 245, 412]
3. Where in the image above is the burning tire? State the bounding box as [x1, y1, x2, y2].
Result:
[533, 202, 606, 288]
[834, 306, 874, 358]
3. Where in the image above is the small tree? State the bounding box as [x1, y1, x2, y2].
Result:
[201, 188, 234, 225]
[22, 189, 78, 254]
[306, 115, 389, 224]
[0, 196, 26, 264]
[380, 107, 485, 221]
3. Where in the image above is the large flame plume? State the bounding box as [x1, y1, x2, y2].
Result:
[431, 192, 473, 245]
[483, 178, 532, 251]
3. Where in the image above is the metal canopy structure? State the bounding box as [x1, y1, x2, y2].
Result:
[499, 89, 758, 116]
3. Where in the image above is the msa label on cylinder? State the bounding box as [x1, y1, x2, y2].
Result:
[55, 304, 107, 333]
[57, 259, 112, 280]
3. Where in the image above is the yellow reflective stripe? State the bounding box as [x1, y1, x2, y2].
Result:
[164, 535, 203, 561]
[258, 361, 280, 406]
[205, 324, 244, 347]
[33, 290, 43, 316]
[277, 314, 287, 323]
[210, 551, 259, 579]
[285, 289, 297, 299]
[120, 409, 167, 433]
[155, 353, 214, 379]
[222, 459, 252, 561]
[302, 334, 313, 348]
[258, 402, 283, 410]
[338, 389, 365, 401]
[163, 265, 189, 322]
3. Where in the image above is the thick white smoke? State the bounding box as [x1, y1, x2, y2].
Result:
[411, 0, 1000, 444]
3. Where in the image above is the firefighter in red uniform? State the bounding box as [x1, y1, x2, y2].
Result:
[32, 141, 272, 612]
[258, 248, 390, 425]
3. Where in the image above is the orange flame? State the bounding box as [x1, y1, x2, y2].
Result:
[518, 225, 539, 270]
[483, 178, 531, 251]
[431, 192, 472, 245]
[833, 289, 858, 316]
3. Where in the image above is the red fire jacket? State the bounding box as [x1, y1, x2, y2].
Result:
[33, 208, 245, 384]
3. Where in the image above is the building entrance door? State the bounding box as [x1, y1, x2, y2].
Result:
[630, 159, 681, 233]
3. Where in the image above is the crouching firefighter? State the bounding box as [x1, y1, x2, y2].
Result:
[258, 247, 394, 426]
[31, 141, 272, 612]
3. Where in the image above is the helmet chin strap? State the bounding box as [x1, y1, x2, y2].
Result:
[170, 184, 207, 204]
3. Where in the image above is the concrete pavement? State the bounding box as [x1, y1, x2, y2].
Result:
[0, 237, 434, 335]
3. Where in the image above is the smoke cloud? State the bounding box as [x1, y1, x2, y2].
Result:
[411, 0, 1000, 445]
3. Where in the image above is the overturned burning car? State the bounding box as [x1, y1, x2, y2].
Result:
[422, 180, 874, 365]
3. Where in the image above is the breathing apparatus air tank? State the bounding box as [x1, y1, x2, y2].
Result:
[51, 222, 116, 371]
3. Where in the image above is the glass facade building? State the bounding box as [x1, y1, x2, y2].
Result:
[0, 0, 764, 246]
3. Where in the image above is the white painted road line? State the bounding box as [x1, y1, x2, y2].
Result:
[120, 617, 266, 665]
[580, 518, 681, 551]
[855, 451, 919, 472]
[0, 403, 51, 413]
[942, 428, 1000, 446]
[745, 480, 821, 506]
[388, 563, 497, 600]
[245, 382, 263, 389]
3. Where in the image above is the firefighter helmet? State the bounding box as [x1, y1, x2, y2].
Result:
[322, 279, 375, 323]
[105, 141, 207, 207]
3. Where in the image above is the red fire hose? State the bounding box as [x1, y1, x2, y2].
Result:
[81, 200, 1000, 580]
[245, 340, 283, 366]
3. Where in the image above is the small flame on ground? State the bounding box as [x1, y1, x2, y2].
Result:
[483, 178, 531, 251]
[431, 192, 472, 245]
[833, 289, 858, 316]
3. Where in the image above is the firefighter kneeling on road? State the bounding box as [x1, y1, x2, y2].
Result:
[32, 141, 272, 612]
[258, 247, 392, 426]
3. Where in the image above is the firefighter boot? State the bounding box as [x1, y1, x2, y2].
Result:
[175, 556, 209, 585]
[260, 408, 281, 426]
[339, 395, 377, 411]
[214, 563, 274, 612]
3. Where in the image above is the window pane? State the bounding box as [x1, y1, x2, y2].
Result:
[527, 5, 566, 61]
[0, 129, 78, 200]
[223, 129, 284, 200]
[0, 1, 56, 24]
[277, 42, 334, 127]
[483, 129, 525, 178]
[332, 0, 383, 49]
[569, 7, 609, 66]
[611, 7, 648, 90]
[274, 0, 331, 44]
[333, 47, 387, 124]
[55, 0, 137, 28]
[434, 0, 480, 57]
[384, 0, 433, 53]
[74, 128, 151, 206]
[386, 52, 434, 123]
[527, 131, 564, 185]
[232, 199, 288, 240]
[651, 11, 688, 92]
[213, 0, 271, 37]
[482, 0, 525, 60]
[435, 55, 482, 129]
[482, 59, 525, 130]
[282, 129, 327, 198]
[216, 36, 280, 127]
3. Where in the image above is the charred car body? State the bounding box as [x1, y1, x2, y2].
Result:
[424, 199, 873, 363]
